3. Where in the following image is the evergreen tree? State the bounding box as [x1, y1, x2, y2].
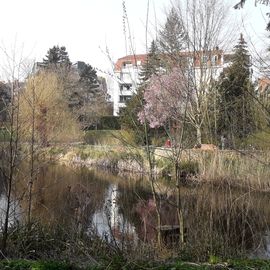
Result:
[68, 63, 98, 109]
[79, 63, 98, 86]
[43, 45, 71, 68]
[159, 7, 187, 66]
[217, 34, 256, 145]
[69, 62, 108, 129]
[139, 40, 161, 83]
[159, 8, 186, 53]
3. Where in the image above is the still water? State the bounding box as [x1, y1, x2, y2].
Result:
[1, 163, 270, 258]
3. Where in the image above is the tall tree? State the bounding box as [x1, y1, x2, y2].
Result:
[79, 63, 98, 86]
[139, 40, 161, 83]
[155, 0, 231, 145]
[159, 7, 187, 68]
[69, 62, 109, 129]
[19, 70, 81, 145]
[217, 34, 256, 145]
[42, 45, 71, 68]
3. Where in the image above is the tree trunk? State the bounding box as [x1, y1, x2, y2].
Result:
[196, 126, 202, 146]
[176, 164, 185, 246]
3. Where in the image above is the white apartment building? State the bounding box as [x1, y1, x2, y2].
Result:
[112, 54, 147, 116]
[112, 50, 232, 116]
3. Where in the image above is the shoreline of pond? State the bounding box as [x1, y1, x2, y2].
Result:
[1, 145, 269, 265]
[43, 144, 270, 192]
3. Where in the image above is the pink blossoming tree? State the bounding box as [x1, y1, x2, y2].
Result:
[138, 68, 188, 130]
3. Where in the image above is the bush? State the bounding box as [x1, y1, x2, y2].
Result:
[179, 160, 199, 175]
[238, 128, 270, 150]
[98, 116, 121, 130]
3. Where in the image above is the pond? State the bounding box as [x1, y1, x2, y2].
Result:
[0, 163, 269, 259]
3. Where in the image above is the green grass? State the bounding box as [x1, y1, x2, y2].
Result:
[227, 259, 270, 270]
[239, 127, 270, 150]
[72, 145, 144, 167]
[84, 130, 136, 146]
[0, 260, 79, 270]
[1, 259, 269, 270]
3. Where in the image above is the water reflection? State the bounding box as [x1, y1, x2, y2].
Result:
[92, 184, 138, 244]
[0, 194, 21, 228]
[0, 163, 269, 258]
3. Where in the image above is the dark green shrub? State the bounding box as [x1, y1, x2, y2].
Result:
[179, 160, 199, 176]
[98, 116, 120, 130]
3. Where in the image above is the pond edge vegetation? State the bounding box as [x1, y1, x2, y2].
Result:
[45, 144, 270, 192]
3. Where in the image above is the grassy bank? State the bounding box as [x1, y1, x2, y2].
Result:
[154, 148, 270, 190]
[46, 143, 270, 190]
[84, 130, 136, 146]
[47, 144, 145, 173]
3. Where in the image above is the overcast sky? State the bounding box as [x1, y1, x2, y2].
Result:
[0, 0, 269, 77]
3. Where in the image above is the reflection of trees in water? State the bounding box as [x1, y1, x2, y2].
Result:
[8, 165, 270, 258]
[0, 164, 23, 229]
[17, 165, 108, 232]
[0, 170, 5, 195]
[117, 179, 151, 232]
[128, 182, 270, 257]
[0, 194, 21, 228]
[92, 177, 151, 244]
[183, 185, 270, 258]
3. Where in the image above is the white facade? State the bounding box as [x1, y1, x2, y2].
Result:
[113, 59, 144, 116]
[112, 51, 231, 116]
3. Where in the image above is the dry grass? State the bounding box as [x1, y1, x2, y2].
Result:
[154, 148, 270, 190]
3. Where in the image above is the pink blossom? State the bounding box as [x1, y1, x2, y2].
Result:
[138, 68, 188, 128]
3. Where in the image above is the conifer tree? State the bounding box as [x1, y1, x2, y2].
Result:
[68, 62, 108, 129]
[139, 40, 161, 83]
[43, 45, 71, 68]
[159, 7, 187, 67]
[79, 63, 98, 86]
[217, 34, 256, 145]
[159, 8, 186, 54]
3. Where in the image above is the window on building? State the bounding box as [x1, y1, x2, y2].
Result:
[119, 95, 132, 103]
[120, 84, 132, 91]
[122, 61, 132, 68]
[201, 55, 208, 64]
[185, 56, 194, 67]
[211, 55, 218, 65]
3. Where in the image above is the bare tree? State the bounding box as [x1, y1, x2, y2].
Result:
[0, 43, 30, 254]
[158, 0, 235, 145]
